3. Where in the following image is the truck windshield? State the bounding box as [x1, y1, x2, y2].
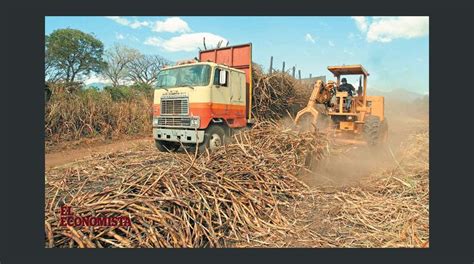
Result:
[156, 65, 211, 89]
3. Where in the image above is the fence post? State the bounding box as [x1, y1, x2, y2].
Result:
[298, 70, 301, 81]
[269, 56, 273, 74]
[292, 66, 295, 78]
[282, 61, 285, 73]
[310, 73, 312, 79]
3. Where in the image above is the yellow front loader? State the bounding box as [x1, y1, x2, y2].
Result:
[295, 65, 388, 146]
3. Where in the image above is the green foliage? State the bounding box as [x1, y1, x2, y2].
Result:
[85, 85, 101, 91]
[102, 83, 153, 101]
[46, 28, 106, 82]
[103, 85, 139, 101]
[131, 83, 154, 97]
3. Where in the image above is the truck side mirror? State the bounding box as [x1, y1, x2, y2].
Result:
[219, 70, 227, 85]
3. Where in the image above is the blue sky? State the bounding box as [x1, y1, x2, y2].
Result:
[45, 16, 429, 94]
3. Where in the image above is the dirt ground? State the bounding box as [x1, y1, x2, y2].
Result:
[45, 137, 153, 169]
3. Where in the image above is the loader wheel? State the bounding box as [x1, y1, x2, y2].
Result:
[363, 116, 383, 146]
[198, 125, 226, 153]
[380, 119, 389, 143]
[155, 140, 180, 152]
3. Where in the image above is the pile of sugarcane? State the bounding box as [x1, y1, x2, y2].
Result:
[252, 65, 307, 119]
[45, 121, 328, 248]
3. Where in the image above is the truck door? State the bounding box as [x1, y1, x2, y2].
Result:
[228, 71, 246, 120]
[212, 67, 230, 115]
[229, 71, 243, 104]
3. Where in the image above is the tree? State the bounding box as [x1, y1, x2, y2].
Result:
[45, 28, 105, 83]
[103, 44, 141, 87]
[45, 35, 63, 82]
[127, 54, 170, 86]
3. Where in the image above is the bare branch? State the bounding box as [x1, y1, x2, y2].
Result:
[127, 54, 171, 86]
[102, 44, 141, 87]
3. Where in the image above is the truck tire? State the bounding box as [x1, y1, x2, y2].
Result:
[199, 125, 226, 153]
[155, 140, 180, 152]
[363, 116, 383, 146]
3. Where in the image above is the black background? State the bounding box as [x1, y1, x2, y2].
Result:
[3, 0, 473, 263]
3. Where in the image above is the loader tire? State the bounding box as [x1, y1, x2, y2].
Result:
[380, 119, 389, 144]
[363, 116, 383, 146]
[155, 140, 180, 152]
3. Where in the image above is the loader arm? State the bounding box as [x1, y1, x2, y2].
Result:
[294, 80, 325, 127]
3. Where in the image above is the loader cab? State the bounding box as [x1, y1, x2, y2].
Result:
[327, 65, 369, 115]
[326, 65, 386, 140]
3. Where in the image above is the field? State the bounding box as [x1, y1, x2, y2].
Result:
[44, 97, 429, 247]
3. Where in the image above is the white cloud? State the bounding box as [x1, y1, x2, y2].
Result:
[106, 16, 130, 26]
[328, 40, 335, 47]
[115, 33, 125, 40]
[152, 17, 190, 33]
[351, 16, 429, 43]
[130, 20, 150, 29]
[144, 37, 162, 46]
[130, 35, 140, 42]
[352, 16, 368, 32]
[114, 33, 140, 42]
[107, 16, 191, 34]
[82, 74, 111, 85]
[305, 33, 316, 44]
[144, 32, 227, 52]
[366, 17, 429, 43]
[343, 48, 354, 56]
[106, 16, 153, 29]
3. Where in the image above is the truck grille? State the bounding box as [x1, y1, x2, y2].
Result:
[161, 97, 189, 115]
[157, 117, 191, 127]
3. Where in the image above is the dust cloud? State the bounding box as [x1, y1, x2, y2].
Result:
[295, 96, 429, 187]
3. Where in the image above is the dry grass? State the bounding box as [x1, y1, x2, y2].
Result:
[45, 121, 328, 248]
[45, 85, 153, 145]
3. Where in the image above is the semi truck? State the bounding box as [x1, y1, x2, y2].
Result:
[152, 43, 254, 152]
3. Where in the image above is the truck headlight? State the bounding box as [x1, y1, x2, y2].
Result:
[190, 118, 200, 128]
[153, 117, 159, 126]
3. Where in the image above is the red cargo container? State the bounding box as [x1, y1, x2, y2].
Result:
[199, 43, 253, 120]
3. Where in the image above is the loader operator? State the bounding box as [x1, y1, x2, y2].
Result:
[338, 78, 355, 111]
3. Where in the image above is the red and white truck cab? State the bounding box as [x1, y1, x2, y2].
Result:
[152, 43, 253, 152]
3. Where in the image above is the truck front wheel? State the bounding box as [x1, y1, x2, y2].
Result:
[199, 125, 226, 153]
[155, 140, 180, 152]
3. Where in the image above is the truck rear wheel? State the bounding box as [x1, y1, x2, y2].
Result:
[363, 116, 383, 146]
[155, 140, 180, 152]
[198, 125, 226, 153]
